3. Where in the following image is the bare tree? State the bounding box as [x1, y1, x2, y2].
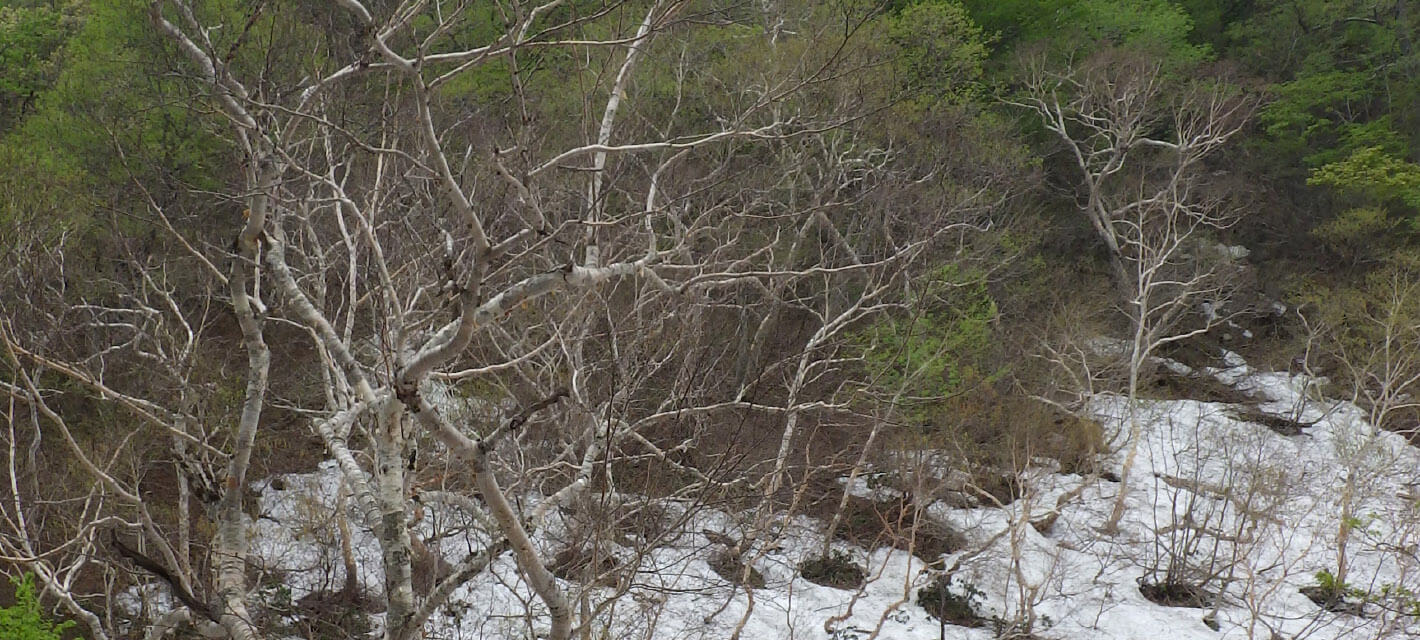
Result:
[1301, 261, 1420, 599]
[1011, 49, 1256, 532]
[0, 2, 1003, 640]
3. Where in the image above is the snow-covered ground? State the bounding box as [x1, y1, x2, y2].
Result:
[137, 351, 1420, 639]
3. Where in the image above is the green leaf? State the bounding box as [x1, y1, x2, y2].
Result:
[0, 574, 74, 640]
[1309, 147, 1420, 209]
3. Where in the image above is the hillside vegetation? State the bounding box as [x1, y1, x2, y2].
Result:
[2, 2, 1419, 639]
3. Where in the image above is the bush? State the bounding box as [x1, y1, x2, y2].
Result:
[707, 550, 765, 589]
[833, 494, 965, 565]
[1138, 580, 1214, 609]
[0, 574, 74, 640]
[1300, 569, 1367, 616]
[799, 551, 867, 590]
[851, 265, 1001, 427]
[916, 574, 985, 627]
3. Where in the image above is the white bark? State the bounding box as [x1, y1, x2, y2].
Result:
[1012, 51, 1254, 532]
[0, 5, 976, 639]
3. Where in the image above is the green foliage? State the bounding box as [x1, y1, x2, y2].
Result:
[0, 1, 80, 132]
[1302, 568, 1420, 616]
[431, 2, 577, 108]
[1068, 0, 1207, 63]
[1312, 569, 1366, 601]
[854, 265, 999, 422]
[1227, 0, 1420, 79]
[1310, 206, 1401, 262]
[0, 0, 227, 239]
[1236, 0, 1420, 180]
[1173, 0, 1250, 49]
[1261, 71, 1411, 169]
[0, 574, 74, 640]
[627, 19, 767, 130]
[1259, 71, 1376, 167]
[887, 1, 990, 106]
[1309, 147, 1420, 210]
[1304, 148, 1420, 260]
[1210, 0, 1420, 273]
[963, 0, 1207, 66]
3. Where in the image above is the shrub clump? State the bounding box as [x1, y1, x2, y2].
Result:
[799, 551, 867, 590]
[834, 494, 966, 566]
[1138, 580, 1214, 609]
[1300, 570, 1367, 616]
[708, 550, 766, 589]
[916, 574, 986, 627]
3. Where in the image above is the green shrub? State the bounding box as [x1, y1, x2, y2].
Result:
[852, 264, 1001, 426]
[1300, 569, 1367, 615]
[0, 573, 74, 640]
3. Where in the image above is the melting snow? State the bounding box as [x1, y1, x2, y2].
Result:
[127, 352, 1420, 639]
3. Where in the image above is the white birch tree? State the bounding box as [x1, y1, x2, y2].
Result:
[1011, 48, 1256, 532]
[0, 2, 1007, 639]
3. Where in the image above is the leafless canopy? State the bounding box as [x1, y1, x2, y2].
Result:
[0, 2, 1002, 640]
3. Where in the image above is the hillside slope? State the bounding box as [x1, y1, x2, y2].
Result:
[126, 351, 1420, 640]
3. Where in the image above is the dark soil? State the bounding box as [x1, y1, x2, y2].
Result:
[974, 472, 1024, 507]
[1145, 369, 1255, 405]
[551, 545, 621, 587]
[613, 502, 670, 544]
[274, 587, 376, 640]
